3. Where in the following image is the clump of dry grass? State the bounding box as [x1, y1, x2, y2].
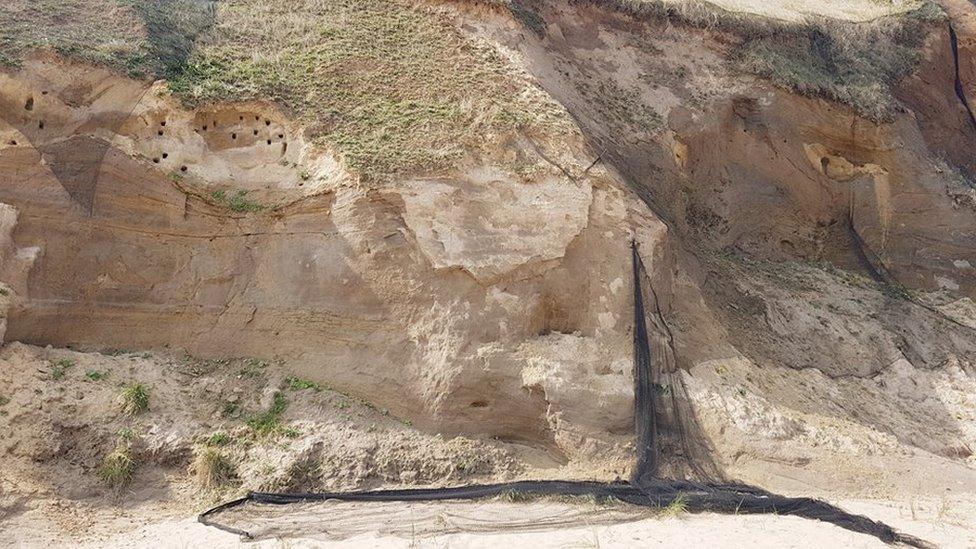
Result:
[99, 429, 137, 491]
[191, 446, 235, 487]
[99, 446, 135, 490]
[118, 382, 150, 416]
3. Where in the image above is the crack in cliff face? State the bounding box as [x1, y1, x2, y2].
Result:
[949, 24, 976, 132]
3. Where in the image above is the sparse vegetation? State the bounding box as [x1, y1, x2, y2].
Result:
[285, 376, 323, 392]
[0, 395, 9, 407]
[237, 358, 268, 379]
[192, 446, 235, 487]
[51, 358, 74, 380]
[246, 392, 287, 436]
[119, 382, 150, 415]
[212, 189, 264, 213]
[205, 432, 232, 446]
[85, 369, 108, 381]
[733, 12, 939, 121]
[579, 0, 943, 121]
[0, 0, 215, 77]
[221, 401, 242, 418]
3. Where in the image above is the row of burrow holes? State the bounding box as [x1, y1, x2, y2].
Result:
[9, 96, 290, 171]
[149, 115, 289, 165]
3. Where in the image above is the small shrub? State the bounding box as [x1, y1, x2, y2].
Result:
[192, 447, 235, 488]
[86, 370, 108, 381]
[246, 392, 287, 436]
[119, 383, 150, 415]
[51, 359, 74, 380]
[99, 446, 135, 490]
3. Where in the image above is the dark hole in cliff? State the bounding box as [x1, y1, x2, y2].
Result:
[162, 153, 169, 159]
[160, 121, 166, 127]
[24, 97, 34, 111]
[9, 140, 17, 146]
[267, 139, 272, 145]
[180, 166, 188, 172]
[202, 125, 208, 131]
[820, 157, 830, 172]
[41, 90, 48, 95]
[278, 134, 284, 138]
[255, 116, 260, 121]
[213, 120, 218, 127]
[282, 143, 288, 153]
[265, 120, 271, 126]
[232, 133, 237, 140]
[158, 130, 164, 136]
[469, 400, 489, 408]
[38, 121, 44, 129]
[152, 158, 160, 163]
[239, 116, 244, 121]
[253, 130, 258, 136]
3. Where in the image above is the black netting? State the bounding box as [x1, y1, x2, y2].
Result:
[198, 240, 933, 548]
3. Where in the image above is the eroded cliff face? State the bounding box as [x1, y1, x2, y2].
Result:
[0, 53, 668, 469]
[1, 0, 976, 482]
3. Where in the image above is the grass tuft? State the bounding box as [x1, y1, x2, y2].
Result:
[191, 446, 235, 487]
[661, 492, 688, 517]
[119, 382, 150, 415]
[99, 445, 135, 491]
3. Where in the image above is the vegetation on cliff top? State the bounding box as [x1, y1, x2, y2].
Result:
[0, 0, 946, 172]
[0, 0, 574, 181]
